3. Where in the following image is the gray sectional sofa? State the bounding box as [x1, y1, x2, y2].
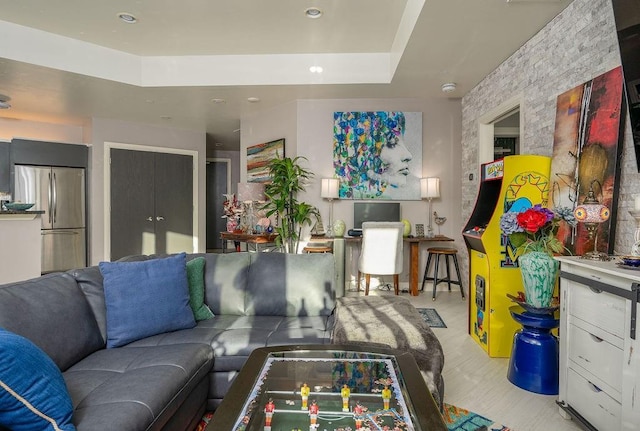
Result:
[0, 252, 337, 431]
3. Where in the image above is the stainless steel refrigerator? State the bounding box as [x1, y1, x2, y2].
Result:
[14, 165, 86, 273]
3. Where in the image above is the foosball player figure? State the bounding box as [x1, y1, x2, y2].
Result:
[300, 383, 310, 410]
[381, 386, 391, 410]
[353, 402, 364, 430]
[264, 398, 275, 429]
[309, 400, 319, 427]
[341, 384, 351, 412]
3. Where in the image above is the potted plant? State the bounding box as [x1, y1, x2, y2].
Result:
[262, 156, 318, 253]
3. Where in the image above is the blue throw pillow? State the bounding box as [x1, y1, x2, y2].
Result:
[0, 328, 76, 431]
[99, 253, 196, 348]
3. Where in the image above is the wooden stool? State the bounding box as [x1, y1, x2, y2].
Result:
[421, 247, 465, 301]
[303, 245, 332, 253]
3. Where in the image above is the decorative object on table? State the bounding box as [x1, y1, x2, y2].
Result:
[263, 156, 318, 253]
[237, 182, 266, 234]
[573, 179, 611, 261]
[222, 194, 242, 232]
[433, 211, 446, 235]
[2, 202, 35, 211]
[617, 255, 640, 268]
[549, 66, 624, 256]
[320, 178, 339, 237]
[401, 219, 411, 237]
[333, 111, 423, 200]
[421, 177, 440, 238]
[333, 219, 346, 237]
[415, 223, 425, 237]
[507, 292, 559, 315]
[310, 212, 325, 236]
[246, 138, 285, 183]
[500, 204, 576, 308]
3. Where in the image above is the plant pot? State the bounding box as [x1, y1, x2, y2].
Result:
[519, 252, 559, 308]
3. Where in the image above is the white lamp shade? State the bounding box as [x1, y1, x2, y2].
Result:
[321, 178, 340, 199]
[421, 177, 440, 199]
[237, 182, 265, 202]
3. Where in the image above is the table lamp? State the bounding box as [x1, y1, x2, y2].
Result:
[237, 183, 266, 234]
[573, 179, 610, 261]
[321, 178, 339, 237]
[421, 177, 440, 238]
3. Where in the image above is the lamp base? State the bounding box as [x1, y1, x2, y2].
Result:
[580, 251, 611, 261]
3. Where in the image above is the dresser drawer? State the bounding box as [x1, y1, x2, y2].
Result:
[568, 323, 623, 394]
[567, 368, 621, 431]
[568, 281, 625, 339]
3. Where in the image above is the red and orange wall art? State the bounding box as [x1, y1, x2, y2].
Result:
[550, 66, 625, 256]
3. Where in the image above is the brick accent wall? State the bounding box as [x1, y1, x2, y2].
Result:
[461, 0, 640, 281]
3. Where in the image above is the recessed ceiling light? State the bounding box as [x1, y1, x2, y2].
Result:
[441, 83, 457, 93]
[309, 66, 323, 73]
[0, 94, 11, 109]
[117, 12, 138, 24]
[211, 98, 226, 104]
[247, 97, 260, 103]
[305, 7, 323, 19]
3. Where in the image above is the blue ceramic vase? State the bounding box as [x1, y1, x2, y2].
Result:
[519, 251, 559, 308]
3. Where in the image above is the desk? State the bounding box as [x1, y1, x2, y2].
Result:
[344, 235, 454, 296]
[220, 232, 278, 253]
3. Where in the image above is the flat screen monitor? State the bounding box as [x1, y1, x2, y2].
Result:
[353, 202, 401, 230]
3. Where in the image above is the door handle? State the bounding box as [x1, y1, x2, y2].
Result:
[156, 216, 165, 221]
[146, 217, 153, 222]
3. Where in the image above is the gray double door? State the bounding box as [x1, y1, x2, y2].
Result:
[110, 148, 193, 260]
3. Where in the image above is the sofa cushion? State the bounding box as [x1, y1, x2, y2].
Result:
[68, 266, 107, 343]
[245, 253, 336, 316]
[0, 273, 104, 371]
[203, 253, 250, 315]
[99, 253, 196, 348]
[63, 343, 213, 431]
[186, 257, 214, 320]
[0, 328, 76, 431]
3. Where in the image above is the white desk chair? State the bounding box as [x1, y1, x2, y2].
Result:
[357, 222, 404, 295]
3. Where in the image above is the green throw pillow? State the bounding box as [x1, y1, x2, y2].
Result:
[186, 257, 214, 320]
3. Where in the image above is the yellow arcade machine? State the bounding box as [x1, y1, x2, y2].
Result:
[462, 155, 551, 357]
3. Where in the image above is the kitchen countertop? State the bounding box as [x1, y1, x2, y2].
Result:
[0, 210, 45, 214]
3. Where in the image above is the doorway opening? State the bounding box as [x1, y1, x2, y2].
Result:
[478, 95, 522, 165]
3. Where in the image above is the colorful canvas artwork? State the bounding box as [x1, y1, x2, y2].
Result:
[333, 112, 422, 200]
[246, 138, 285, 183]
[550, 66, 625, 255]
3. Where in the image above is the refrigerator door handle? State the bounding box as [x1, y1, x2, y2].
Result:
[52, 172, 57, 224]
[48, 172, 53, 225]
[42, 230, 80, 235]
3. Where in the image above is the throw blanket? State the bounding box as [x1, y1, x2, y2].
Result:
[331, 296, 445, 407]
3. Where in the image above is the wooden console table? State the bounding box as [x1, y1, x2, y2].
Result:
[220, 232, 278, 253]
[343, 234, 454, 296]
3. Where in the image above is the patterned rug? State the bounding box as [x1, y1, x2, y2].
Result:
[417, 307, 447, 328]
[195, 404, 512, 431]
[442, 403, 513, 431]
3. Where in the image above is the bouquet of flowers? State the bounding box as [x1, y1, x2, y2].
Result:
[222, 193, 243, 219]
[500, 204, 577, 258]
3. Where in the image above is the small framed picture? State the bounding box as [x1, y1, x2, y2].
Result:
[415, 224, 425, 237]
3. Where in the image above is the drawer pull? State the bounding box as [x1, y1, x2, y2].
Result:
[589, 334, 603, 343]
[588, 286, 602, 294]
[588, 381, 602, 393]
[578, 355, 591, 363]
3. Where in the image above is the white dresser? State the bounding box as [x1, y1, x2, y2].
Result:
[556, 257, 640, 431]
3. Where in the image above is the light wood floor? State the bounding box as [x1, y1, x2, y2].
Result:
[345, 285, 582, 431]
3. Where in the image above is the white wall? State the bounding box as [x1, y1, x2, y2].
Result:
[241, 98, 463, 283]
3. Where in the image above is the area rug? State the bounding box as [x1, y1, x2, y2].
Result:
[194, 404, 512, 431]
[417, 307, 447, 328]
[443, 403, 513, 431]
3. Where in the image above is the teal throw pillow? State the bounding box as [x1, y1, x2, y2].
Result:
[0, 328, 76, 431]
[99, 253, 196, 348]
[186, 257, 214, 321]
